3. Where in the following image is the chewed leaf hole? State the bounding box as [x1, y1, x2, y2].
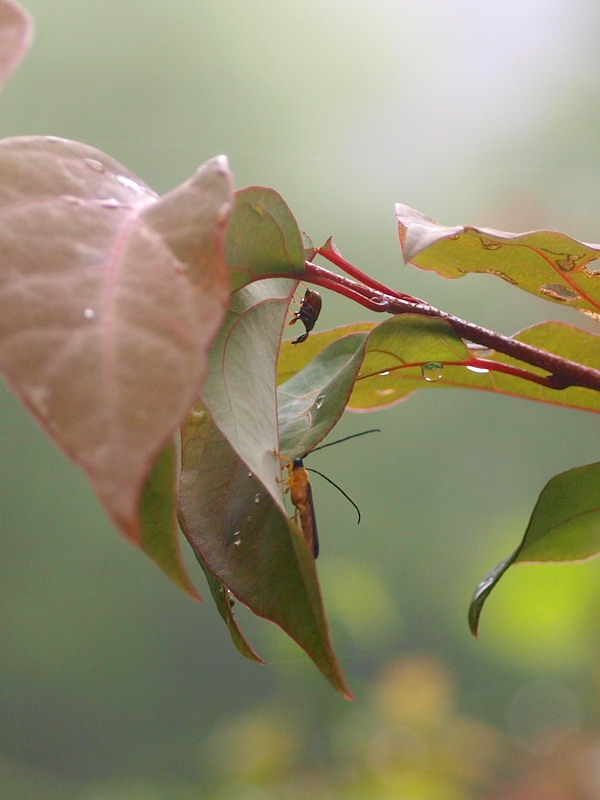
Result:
[539, 283, 581, 302]
[583, 259, 600, 277]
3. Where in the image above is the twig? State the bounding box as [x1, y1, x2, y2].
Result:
[301, 262, 600, 394]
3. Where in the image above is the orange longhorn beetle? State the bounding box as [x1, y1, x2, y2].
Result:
[286, 429, 380, 558]
[288, 288, 322, 344]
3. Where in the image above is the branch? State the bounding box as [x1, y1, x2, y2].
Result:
[301, 262, 600, 394]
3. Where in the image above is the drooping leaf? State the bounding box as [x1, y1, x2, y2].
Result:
[201, 278, 295, 498]
[277, 321, 375, 385]
[0, 0, 32, 89]
[225, 187, 306, 291]
[0, 137, 232, 544]
[396, 204, 600, 320]
[139, 442, 200, 600]
[469, 461, 600, 636]
[179, 404, 352, 698]
[181, 279, 351, 695]
[193, 551, 264, 664]
[278, 332, 369, 457]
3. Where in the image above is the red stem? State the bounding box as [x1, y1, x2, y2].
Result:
[299, 262, 600, 394]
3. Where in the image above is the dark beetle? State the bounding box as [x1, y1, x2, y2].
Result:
[288, 288, 322, 344]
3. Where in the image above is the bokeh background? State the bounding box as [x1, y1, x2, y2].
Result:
[2, 1, 600, 797]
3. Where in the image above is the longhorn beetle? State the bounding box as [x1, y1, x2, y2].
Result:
[285, 429, 380, 557]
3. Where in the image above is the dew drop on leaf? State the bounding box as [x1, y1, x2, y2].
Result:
[83, 308, 95, 320]
[232, 531, 242, 547]
[315, 394, 325, 409]
[466, 365, 489, 374]
[254, 493, 261, 504]
[378, 371, 390, 376]
[421, 362, 444, 381]
[98, 198, 120, 209]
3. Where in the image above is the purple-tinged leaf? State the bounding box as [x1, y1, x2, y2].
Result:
[0, 138, 232, 554]
[0, 0, 32, 89]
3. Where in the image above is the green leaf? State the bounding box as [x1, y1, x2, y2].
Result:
[349, 315, 467, 410]
[139, 442, 200, 600]
[278, 321, 375, 386]
[396, 203, 600, 320]
[193, 553, 264, 664]
[351, 320, 600, 414]
[181, 279, 352, 696]
[225, 187, 306, 292]
[179, 405, 353, 698]
[469, 461, 600, 636]
[278, 332, 368, 457]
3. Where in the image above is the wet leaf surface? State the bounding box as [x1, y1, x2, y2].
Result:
[280, 319, 600, 414]
[180, 280, 352, 696]
[0, 137, 232, 544]
[179, 405, 352, 697]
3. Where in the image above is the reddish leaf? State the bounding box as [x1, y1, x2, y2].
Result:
[0, 0, 32, 89]
[0, 137, 232, 543]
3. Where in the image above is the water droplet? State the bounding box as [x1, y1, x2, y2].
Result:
[466, 343, 493, 356]
[83, 308, 95, 320]
[378, 371, 390, 376]
[84, 158, 105, 173]
[191, 409, 206, 420]
[315, 394, 325, 409]
[254, 493, 261, 504]
[116, 174, 148, 195]
[62, 195, 81, 205]
[226, 589, 235, 608]
[376, 388, 396, 397]
[421, 362, 444, 381]
[98, 197, 120, 209]
[232, 531, 242, 547]
[247, 471, 253, 478]
[467, 365, 489, 374]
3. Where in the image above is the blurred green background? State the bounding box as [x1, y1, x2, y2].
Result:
[2, 1, 600, 797]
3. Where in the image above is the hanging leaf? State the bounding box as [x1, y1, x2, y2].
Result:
[0, 137, 232, 542]
[179, 280, 352, 696]
[180, 405, 352, 698]
[139, 442, 200, 599]
[469, 461, 600, 636]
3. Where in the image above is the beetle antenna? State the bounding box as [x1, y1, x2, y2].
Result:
[308, 428, 380, 455]
[305, 467, 363, 524]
